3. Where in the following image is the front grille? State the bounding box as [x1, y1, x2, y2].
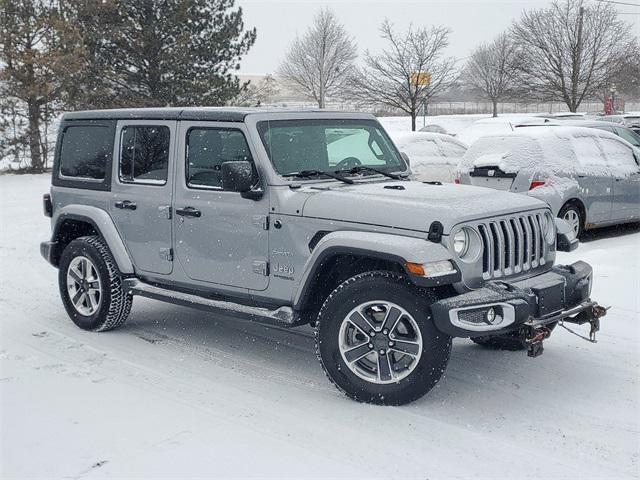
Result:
[478, 213, 547, 279]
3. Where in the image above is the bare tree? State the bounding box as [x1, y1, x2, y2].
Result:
[278, 8, 357, 108]
[512, 0, 635, 112]
[349, 20, 458, 131]
[232, 74, 279, 106]
[465, 34, 519, 117]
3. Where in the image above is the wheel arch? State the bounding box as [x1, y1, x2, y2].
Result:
[560, 198, 587, 226]
[51, 206, 134, 274]
[292, 231, 455, 313]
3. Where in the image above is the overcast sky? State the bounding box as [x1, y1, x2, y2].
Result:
[236, 0, 640, 74]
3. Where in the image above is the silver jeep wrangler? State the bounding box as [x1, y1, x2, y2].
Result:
[41, 108, 606, 405]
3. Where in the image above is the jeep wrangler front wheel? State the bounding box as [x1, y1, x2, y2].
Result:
[315, 271, 451, 405]
[58, 235, 132, 332]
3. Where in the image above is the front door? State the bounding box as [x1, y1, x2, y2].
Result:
[598, 137, 640, 221]
[173, 121, 269, 291]
[110, 120, 176, 275]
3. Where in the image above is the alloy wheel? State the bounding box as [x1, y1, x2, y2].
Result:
[338, 301, 423, 384]
[562, 209, 580, 236]
[66, 256, 102, 316]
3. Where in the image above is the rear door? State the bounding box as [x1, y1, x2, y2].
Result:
[571, 135, 613, 224]
[597, 137, 640, 221]
[172, 121, 270, 291]
[110, 120, 176, 275]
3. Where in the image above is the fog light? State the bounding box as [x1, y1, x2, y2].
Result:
[486, 307, 496, 323]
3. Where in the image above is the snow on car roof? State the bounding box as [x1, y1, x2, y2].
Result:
[458, 125, 634, 176]
[390, 131, 467, 166]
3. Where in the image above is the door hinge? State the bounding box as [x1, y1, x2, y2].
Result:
[252, 260, 269, 276]
[158, 205, 172, 220]
[159, 248, 173, 262]
[253, 215, 269, 230]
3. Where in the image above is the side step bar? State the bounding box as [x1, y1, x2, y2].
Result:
[123, 279, 301, 327]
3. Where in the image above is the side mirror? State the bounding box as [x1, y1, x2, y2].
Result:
[555, 217, 579, 252]
[221, 161, 255, 193]
[401, 152, 410, 168]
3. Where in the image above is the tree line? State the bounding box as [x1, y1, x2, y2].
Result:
[279, 0, 638, 130]
[1, 0, 638, 172]
[0, 0, 255, 172]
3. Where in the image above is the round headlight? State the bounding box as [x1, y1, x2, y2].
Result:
[542, 212, 555, 244]
[453, 229, 469, 257]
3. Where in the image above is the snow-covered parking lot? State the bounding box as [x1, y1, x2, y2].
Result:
[1, 173, 639, 479]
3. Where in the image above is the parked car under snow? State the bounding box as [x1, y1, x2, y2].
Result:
[391, 131, 467, 183]
[457, 126, 640, 236]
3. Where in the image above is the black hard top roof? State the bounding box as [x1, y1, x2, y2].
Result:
[61, 107, 370, 122]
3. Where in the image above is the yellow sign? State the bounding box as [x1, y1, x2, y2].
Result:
[411, 72, 431, 87]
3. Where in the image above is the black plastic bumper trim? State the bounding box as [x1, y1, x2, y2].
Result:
[431, 261, 596, 337]
[40, 241, 57, 266]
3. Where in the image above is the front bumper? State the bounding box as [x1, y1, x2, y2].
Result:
[431, 261, 604, 338]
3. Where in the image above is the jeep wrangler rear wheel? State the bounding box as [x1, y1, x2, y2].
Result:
[315, 271, 451, 405]
[58, 235, 132, 332]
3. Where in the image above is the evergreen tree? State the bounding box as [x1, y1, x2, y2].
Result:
[67, 0, 256, 108]
[0, 0, 85, 172]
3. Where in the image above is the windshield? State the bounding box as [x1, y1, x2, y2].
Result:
[257, 119, 406, 177]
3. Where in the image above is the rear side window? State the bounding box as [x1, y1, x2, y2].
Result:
[186, 128, 253, 189]
[60, 125, 113, 179]
[439, 140, 467, 158]
[119, 126, 170, 184]
[597, 137, 639, 172]
[571, 136, 606, 168]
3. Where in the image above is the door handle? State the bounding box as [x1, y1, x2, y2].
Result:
[115, 200, 137, 210]
[175, 206, 202, 218]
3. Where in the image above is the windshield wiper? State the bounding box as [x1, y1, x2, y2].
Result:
[335, 165, 406, 180]
[282, 169, 354, 184]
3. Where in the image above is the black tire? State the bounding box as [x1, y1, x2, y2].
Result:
[558, 202, 584, 238]
[471, 330, 527, 351]
[58, 235, 132, 332]
[315, 271, 451, 406]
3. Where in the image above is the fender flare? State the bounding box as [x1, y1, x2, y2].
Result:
[52, 205, 134, 274]
[292, 230, 455, 309]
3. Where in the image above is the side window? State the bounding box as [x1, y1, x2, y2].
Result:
[186, 128, 253, 189]
[119, 126, 170, 185]
[571, 136, 606, 168]
[60, 125, 113, 179]
[597, 137, 639, 172]
[439, 140, 467, 157]
[614, 127, 640, 148]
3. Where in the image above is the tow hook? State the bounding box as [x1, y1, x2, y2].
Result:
[559, 304, 609, 343]
[526, 327, 552, 358]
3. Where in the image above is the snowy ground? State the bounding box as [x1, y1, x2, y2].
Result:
[1, 174, 639, 479]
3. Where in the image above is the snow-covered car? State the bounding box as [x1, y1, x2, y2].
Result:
[419, 124, 450, 135]
[41, 108, 607, 406]
[456, 116, 551, 146]
[391, 131, 467, 183]
[457, 126, 640, 236]
[560, 120, 640, 148]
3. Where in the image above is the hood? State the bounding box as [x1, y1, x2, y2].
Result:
[301, 181, 547, 233]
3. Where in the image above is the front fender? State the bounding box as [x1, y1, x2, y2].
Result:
[52, 205, 134, 274]
[292, 231, 456, 308]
